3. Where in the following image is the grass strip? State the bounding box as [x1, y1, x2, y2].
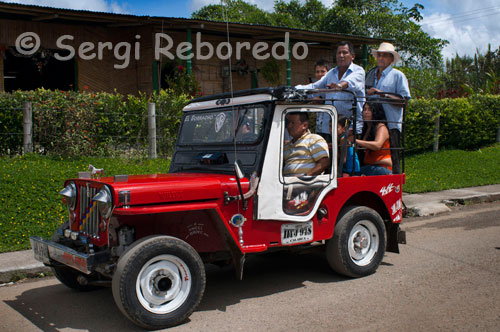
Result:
[404, 144, 500, 193]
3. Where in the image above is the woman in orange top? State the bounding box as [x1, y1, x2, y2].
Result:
[356, 102, 392, 176]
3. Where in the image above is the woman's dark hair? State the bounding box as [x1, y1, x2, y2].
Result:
[362, 102, 387, 141]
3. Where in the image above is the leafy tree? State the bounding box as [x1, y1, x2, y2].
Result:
[441, 45, 500, 97]
[398, 67, 444, 99]
[191, 0, 272, 25]
[271, 0, 327, 30]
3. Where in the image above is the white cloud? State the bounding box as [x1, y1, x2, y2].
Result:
[2, 0, 129, 14]
[420, 0, 500, 59]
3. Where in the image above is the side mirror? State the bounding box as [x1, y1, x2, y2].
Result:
[234, 161, 244, 179]
[234, 160, 247, 210]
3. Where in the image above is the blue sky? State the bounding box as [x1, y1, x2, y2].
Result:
[3, 0, 500, 59]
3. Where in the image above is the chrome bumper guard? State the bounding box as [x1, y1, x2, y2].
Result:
[30, 236, 107, 275]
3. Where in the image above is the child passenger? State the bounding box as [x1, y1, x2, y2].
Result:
[312, 60, 332, 141]
[337, 115, 359, 176]
[313, 59, 331, 82]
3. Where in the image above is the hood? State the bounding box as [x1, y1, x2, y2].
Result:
[94, 173, 247, 207]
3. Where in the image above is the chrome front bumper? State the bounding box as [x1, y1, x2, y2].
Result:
[30, 236, 103, 274]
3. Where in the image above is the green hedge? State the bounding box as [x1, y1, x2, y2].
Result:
[0, 89, 192, 157]
[405, 95, 500, 151]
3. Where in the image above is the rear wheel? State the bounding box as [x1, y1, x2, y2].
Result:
[326, 206, 386, 277]
[112, 236, 205, 329]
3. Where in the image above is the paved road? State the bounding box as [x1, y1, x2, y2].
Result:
[1, 202, 499, 332]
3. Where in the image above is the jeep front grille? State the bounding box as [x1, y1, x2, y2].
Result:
[78, 185, 101, 237]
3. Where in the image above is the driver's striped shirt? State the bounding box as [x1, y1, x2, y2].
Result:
[283, 130, 329, 176]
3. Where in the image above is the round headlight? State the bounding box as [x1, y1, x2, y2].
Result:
[59, 182, 77, 210]
[93, 186, 113, 219]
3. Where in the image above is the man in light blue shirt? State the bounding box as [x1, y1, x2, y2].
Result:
[366, 42, 411, 174]
[297, 41, 365, 136]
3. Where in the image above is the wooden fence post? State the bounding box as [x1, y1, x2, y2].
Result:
[433, 109, 440, 153]
[23, 101, 33, 154]
[148, 102, 157, 159]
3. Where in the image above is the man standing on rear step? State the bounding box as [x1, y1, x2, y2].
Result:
[366, 42, 411, 175]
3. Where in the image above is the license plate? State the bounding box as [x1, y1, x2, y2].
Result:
[281, 221, 313, 245]
[30, 236, 92, 274]
[30, 237, 50, 264]
[48, 245, 90, 274]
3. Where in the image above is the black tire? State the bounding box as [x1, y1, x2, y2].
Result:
[51, 265, 101, 291]
[326, 206, 386, 278]
[112, 235, 206, 330]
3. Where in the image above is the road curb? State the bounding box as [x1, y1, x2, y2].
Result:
[406, 192, 500, 217]
[0, 265, 51, 284]
[406, 202, 451, 217]
[451, 193, 500, 205]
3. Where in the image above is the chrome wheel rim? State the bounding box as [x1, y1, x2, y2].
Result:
[136, 254, 192, 314]
[348, 220, 379, 266]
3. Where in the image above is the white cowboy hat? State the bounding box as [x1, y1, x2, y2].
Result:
[372, 42, 401, 65]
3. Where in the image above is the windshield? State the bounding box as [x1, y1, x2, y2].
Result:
[178, 105, 266, 145]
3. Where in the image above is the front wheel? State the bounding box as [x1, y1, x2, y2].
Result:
[51, 265, 101, 291]
[112, 236, 206, 329]
[326, 206, 386, 278]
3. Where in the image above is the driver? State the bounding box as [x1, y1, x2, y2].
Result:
[236, 117, 258, 142]
[283, 112, 329, 176]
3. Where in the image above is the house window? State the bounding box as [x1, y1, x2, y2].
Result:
[3, 48, 75, 92]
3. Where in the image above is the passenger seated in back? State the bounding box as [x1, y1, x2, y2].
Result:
[337, 115, 359, 176]
[356, 102, 392, 176]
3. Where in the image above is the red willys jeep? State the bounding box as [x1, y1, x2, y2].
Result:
[31, 87, 406, 329]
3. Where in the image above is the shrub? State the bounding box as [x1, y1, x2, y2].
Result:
[154, 89, 192, 156]
[405, 95, 500, 151]
[0, 89, 192, 157]
[0, 91, 26, 154]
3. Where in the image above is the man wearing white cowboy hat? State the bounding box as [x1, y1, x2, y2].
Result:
[366, 42, 411, 175]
